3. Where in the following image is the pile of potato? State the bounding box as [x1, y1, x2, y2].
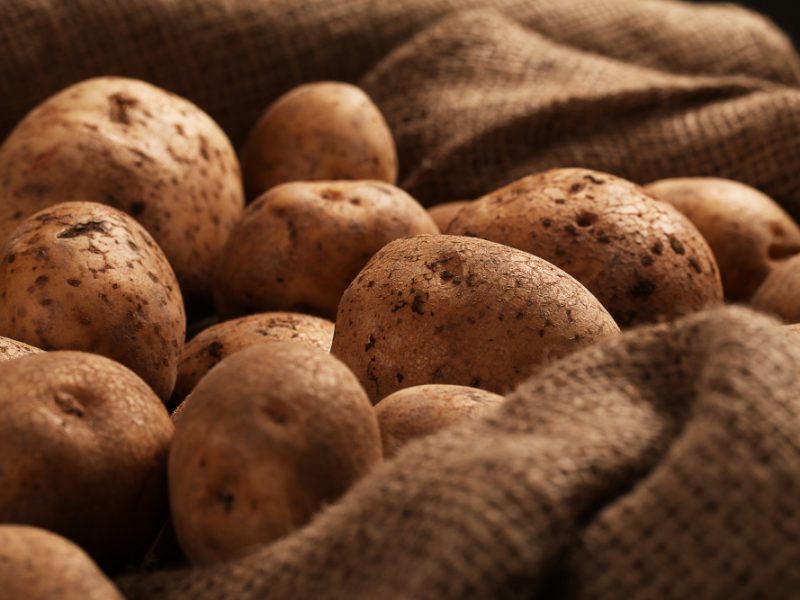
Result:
[1, 75, 799, 595]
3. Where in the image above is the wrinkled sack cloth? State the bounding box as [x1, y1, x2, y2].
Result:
[2, 0, 800, 211]
[119, 306, 800, 598]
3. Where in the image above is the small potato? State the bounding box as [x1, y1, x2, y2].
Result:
[169, 342, 382, 565]
[645, 177, 800, 301]
[376, 385, 503, 458]
[241, 82, 398, 199]
[174, 312, 335, 402]
[752, 254, 800, 323]
[0, 201, 185, 401]
[0, 336, 41, 361]
[0, 352, 173, 568]
[428, 200, 471, 231]
[447, 168, 723, 327]
[214, 180, 438, 319]
[0, 76, 244, 306]
[332, 234, 619, 403]
[0, 526, 123, 600]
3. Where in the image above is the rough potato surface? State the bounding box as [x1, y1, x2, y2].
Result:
[0, 201, 185, 401]
[0, 352, 173, 568]
[241, 82, 397, 199]
[332, 234, 619, 403]
[169, 342, 382, 565]
[0, 336, 41, 361]
[447, 168, 723, 327]
[0, 76, 244, 304]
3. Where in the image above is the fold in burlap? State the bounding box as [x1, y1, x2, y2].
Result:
[2, 0, 800, 212]
[118, 307, 800, 598]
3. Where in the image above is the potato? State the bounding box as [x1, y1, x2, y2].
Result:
[446, 168, 723, 327]
[214, 180, 439, 319]
[0, 351, 173, 568]
[376, 385, 503, 458]
[428, 200, 471, 231]
[169, 342, 381, 565]
[0, 336, 41, 361]
[0, 76, 244, 305]
[331, 234, 619, 403]
[0, 201, 185, 401]
[751, 253, 800, 323]
[645, 177, 800, 301]
[241, 82, 397, 199]
[174, 312, 335, 402]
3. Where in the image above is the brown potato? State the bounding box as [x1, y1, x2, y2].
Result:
[0, 351, 173, 568]
[0, 201, 185, 401]
[214, 180, 439, 319]
[0, 526, 123, 600]
[169, 342, 381, 565]
[645, 177, 800, 301]
[752, 254, 800, 323]
[331, 234, 619, 403]
[446, 168, 723, 327]
[0, 76, 244, 305]
[376, 384, 503, 458]
[241, 82, 397, 199]
[428, 200, 471, 231]
[174, 312, 335, 403]
[0, 336, 41, 361]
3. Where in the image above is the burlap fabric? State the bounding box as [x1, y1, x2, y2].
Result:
[2, 0, 800, 210]
[118, 306, 800, 598]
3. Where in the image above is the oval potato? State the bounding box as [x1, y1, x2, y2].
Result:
[331, 234, 619, 403]
[447, 168, 723, 327]
[645, 177, 800, 301]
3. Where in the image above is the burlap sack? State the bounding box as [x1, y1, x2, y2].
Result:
[2, 0, 800, 210]
[118, 306, 800, 598]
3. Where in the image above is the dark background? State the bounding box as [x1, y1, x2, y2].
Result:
[734, 1, 800, 47]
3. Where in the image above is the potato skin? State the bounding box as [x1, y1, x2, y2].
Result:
[169, 342, 382, 565]
[331, 234, 619, 403]
[751, 254, 800, 323]
[0, 76, 244, 305]
[376, 385, 503, 458]
[214, 180, 439, 319]
[174, 312, 335, 402]
[428, 200, 471, 231]
[241, 82, 398, 199]
[0, 352, 173, 569]
[645, 177, 800, 301]
[0, 336, 41, 361]
[0, 526, 123, 600]
[0, 201, 185, 401]
[446, 168, 723, 327]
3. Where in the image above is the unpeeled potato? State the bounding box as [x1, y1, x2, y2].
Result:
[428, 201, 471, 231]
[752, 253, 800, 323]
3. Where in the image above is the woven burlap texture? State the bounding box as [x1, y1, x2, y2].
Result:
[2, 0, 800, 210]
[118, 306, 800, 598]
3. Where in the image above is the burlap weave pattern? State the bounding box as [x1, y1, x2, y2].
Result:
[118, 307, 800, 598]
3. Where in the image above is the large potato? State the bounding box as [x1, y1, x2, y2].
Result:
[0, 201, 185, 401]
[645, 177, 800, 301]
[174, 312, 335, 402]
[241, 82, 397, 199]
[214, 180, 438, 319]
[331, 234, 619, 403]
[169, 342, 381, 565]
[0, 526, 123, 600]
[751, 253, 800, 323]
[447, 168, 723, 327]
[428, 200, 471, 231]
[0, 352, 173, 568]
[376, 385, 503, 458]
[0, 76, 244, 305]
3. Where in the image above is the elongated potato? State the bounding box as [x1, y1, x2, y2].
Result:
[376, 385, 503, 458]
[447, 168, 723, 327]
[645, 177, 800, 300]
[0, 76, 244, 305]
[331, 234, 619, 403]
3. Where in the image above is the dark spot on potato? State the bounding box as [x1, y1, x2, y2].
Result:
[576, 211, 598, 227]
[651, 241, 664, 255]
[66, 278, 81, 287]
[57, 221, 110, 239]
[34, 275, 48, 286]
[216, 489, 234, 513]
[541, 218, 552, 228]
[641, 254, 654, 266]
[207, 341, 224, 360]
[364, 335, 376, 352]
[563, 224, 578, 236]
[539, 329, 545, 337]
[130, 202, 146, 216]
[688, 257, 702, 273]
[630, 276, 657, 297]
[668, 235, 685, 255]
[391, 301, 408, 313]
[320, 189, 343, 201]
[5, 254, 14, 264]
[108, 93, 138, 125]
[411, 294, 426, 315]
[396, 372, 404, 383]
[11, 211, 23, 220]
